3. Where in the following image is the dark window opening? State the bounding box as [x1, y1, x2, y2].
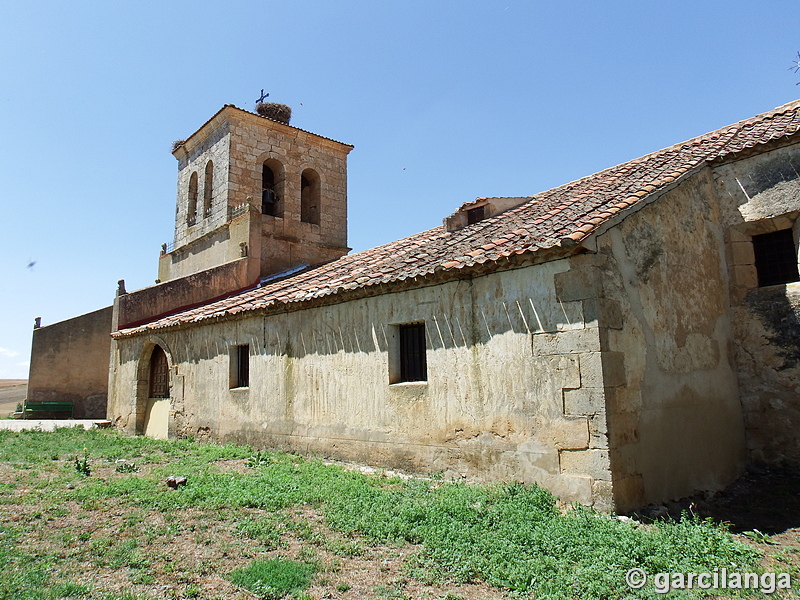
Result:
[467, 206, 485, 225]
[148, 346, 170, 398]
[262, 164, 278, 216]
[399, 323, 427, 382]
[231, 344, 250, 388]
[203, 161, 214, 217]
[753, 229, 800, 287]
[300, 170, 320, 224]
[187, 172, 198, 226]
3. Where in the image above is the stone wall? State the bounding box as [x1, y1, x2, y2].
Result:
[28, 306, 113, 419]
[228, 110, 350, 248]
[228, 110, 351, 277]
[713, 142, 800, 466]
[593, 168, 746, 512]
[105, 137, 800, 511]
[109, 259, 614, 508]
[172, 119, 231, 252]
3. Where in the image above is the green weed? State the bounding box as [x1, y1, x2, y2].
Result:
[228, 558, 315, 598]
[235, 516, 284, 549]
[54, 581, 92, 596]
[744, 528, 776, 544]
[115, 461, 139, 473]
[247, 450, 272, 467]
[326, 537, 365, 557]
[73, 449, 91, 477]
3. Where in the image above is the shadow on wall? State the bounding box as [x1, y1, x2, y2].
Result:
[746, 285, 800, 369]
[742, 284, 800, 468]
[173, 291, 583, 366]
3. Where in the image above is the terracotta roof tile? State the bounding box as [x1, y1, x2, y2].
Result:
[115, 100, 800, 338]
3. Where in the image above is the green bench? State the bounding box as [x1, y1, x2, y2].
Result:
[23, 400, 74, 419]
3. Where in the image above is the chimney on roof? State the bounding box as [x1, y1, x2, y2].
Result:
[256, 102, 292, 125]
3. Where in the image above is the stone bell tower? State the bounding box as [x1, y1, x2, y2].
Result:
[114, 103, 352, 331]
[158, 103, 353, 284]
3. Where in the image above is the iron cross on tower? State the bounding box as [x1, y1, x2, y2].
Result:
[257, 89, 269, 103]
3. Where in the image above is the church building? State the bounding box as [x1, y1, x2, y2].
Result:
[30, 100, 800, 512]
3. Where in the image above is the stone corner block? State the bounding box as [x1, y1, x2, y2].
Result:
[563, 387, 605, 416]
[559, 448, 611, 480]
[591, 479, 614, 511]
[517, 440, 560, 475]
[611, 474, 646, 513]
[581, 298, 624, 330]
[608, 410, 640, 446]
[578, 351, 626, 389]
[548, 474, 593, 505]
[732, 264, 758, 288]
[539, 418, 590, 451]
[531, 328, 601, 356]
[554, 267, 603, 302]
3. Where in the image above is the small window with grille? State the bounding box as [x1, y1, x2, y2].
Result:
[390, 323, 427, 383]
[752, 229, 800, 287]
[230, 344, 250, 389]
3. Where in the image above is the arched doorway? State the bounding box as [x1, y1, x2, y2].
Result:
[142, 345, 170, 439]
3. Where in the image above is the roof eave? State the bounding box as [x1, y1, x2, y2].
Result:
[111, 243, 587, 340]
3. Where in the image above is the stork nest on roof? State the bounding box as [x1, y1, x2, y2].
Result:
[171, 139, 186, 152]
[256, 102, 291, 124]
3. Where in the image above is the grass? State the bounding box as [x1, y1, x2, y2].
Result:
[229, 558, 315, 598]
[0, 427, 784, 599]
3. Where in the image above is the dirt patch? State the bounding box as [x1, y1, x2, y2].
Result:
[701, 469, 800, 535]
[641, 468, 800, 536]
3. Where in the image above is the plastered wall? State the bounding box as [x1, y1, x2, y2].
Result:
[28, 306, 113, 419]
[594, 168, 746, 512]
[109, 260, 616, 508]
[106, 138, 800, 511]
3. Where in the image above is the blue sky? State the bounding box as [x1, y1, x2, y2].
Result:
[1, 0, 798, 379]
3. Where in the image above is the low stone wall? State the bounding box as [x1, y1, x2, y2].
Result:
[118, 257, 259, 329]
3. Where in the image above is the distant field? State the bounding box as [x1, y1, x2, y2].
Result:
[0, 380, 27, 416]
[0, 379, 26, 388]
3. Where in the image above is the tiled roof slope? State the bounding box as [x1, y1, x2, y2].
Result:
[116, 100, 800, 337]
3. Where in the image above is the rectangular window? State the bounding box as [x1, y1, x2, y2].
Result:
[753, 229, 800, 287]
[398, 323, 427, 382]
[467, 206, 485, 225]
[230, 344, 250, 388]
